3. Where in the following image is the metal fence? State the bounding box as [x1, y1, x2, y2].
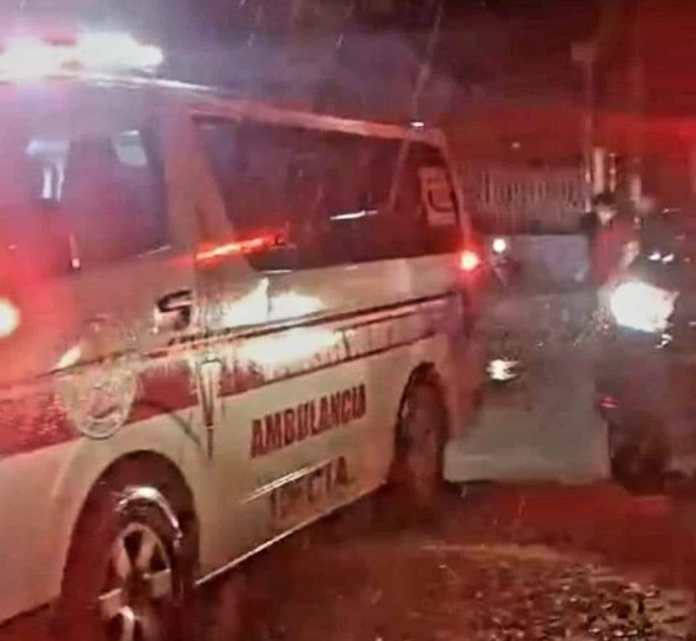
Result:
[463, 164, 586, 234]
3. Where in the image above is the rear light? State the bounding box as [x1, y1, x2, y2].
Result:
[459, 249, 481, 272]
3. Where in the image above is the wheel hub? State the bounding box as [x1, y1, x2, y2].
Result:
[98, 522, 175, 641]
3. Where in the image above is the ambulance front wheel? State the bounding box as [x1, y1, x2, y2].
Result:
[57, 457, 200, 641]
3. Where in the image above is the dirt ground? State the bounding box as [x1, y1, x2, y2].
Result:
[205, 483, 696, 641]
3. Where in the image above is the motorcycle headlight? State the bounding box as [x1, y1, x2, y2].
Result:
[491, 237, 508, 254]
[609, 280, 677, 333]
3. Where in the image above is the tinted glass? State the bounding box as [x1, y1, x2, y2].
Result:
[196, 118, 461, 270]
[347, 139, 461, 261]
[0, 89, 167, 275]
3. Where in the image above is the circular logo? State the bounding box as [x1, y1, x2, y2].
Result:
[58, 359, 139, 440]
[56, 316, 140, 440]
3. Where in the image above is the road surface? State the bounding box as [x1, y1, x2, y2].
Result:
[205, 483, 696, 641]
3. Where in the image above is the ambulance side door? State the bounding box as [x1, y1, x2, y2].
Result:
[32, 92, 200, 437]
[190, 113, 351, 561]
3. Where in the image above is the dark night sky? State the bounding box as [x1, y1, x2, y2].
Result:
[4, 2, 696, 137]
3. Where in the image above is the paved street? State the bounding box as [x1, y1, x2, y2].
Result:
[7, 482, 696, 641]
[205, 484, 696, 641]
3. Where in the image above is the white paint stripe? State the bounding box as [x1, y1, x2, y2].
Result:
[241, 456, 341, 504]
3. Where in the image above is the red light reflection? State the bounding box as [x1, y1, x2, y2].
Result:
[196, 234, 281, 263]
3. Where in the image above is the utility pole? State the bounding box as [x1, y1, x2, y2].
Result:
[570, 0, 633, 210]
[387, 0, 445, 214]
[627, 2, 645, 210]
[571, 40, 598, 214]
[408, 0, 445, 120]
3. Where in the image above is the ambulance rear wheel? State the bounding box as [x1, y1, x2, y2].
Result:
[58, 459, 199, 641]
[390, 374, 448, 512]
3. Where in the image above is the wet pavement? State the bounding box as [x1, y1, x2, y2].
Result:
[206, 483, 696, 641]
[6, 482, 696, 640]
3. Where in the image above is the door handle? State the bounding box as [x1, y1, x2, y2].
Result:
[157, 289, 193, 313]
[155, 290, 193, 331]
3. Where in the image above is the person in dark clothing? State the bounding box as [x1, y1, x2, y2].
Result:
[582, 192, 639, 288]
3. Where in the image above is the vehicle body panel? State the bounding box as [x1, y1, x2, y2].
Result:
[0, 76, 469, 625]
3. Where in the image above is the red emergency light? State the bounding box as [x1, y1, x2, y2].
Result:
[0, 31, 163, 81]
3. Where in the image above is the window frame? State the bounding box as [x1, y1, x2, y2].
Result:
[192, 109, 463, 272]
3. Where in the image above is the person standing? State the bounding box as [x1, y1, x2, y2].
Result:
[583, 192, 639, 288]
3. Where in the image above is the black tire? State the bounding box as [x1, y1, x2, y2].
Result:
[57, 459, 199, 641]
[389, 372, 448, 512]
[608, 419, 668, 493]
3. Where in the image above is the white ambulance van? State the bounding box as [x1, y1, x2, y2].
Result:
[0, 34, 475, 641]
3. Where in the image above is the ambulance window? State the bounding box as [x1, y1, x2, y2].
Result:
[59, 128, 167, 267]
[329, 139, 461, 262]
[196, 119, 460, 270]
[0, 118, 166, 275]
[306, 131, 399, 266]
[196, 119, 308, 238]
[197, 118, 351, 270]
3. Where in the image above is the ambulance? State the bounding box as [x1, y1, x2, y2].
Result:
[0, 30, 475, 641]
